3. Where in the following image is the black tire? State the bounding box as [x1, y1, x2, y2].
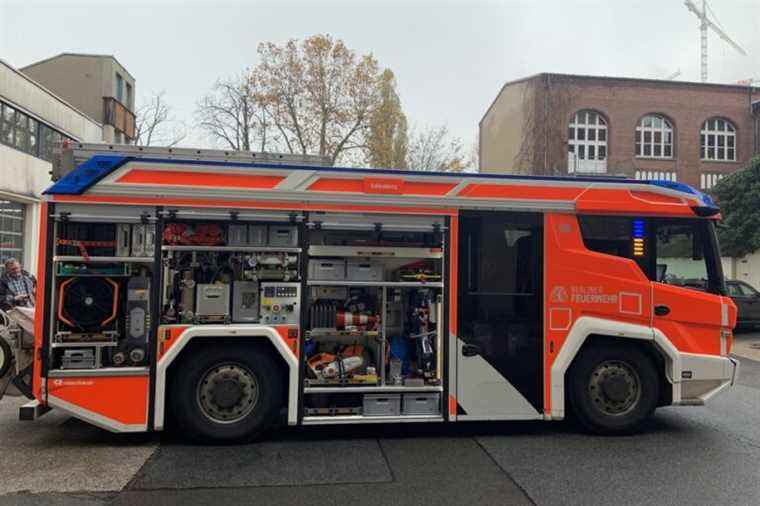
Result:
[169, 344, 285, 443]
[567, 343, 659, 435]
[0, 337, 12, 378]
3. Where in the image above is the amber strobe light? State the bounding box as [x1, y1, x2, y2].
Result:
[632, 219, 645, 256]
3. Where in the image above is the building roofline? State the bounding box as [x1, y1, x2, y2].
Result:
[481, 72, 760, 124]
[20, 52, 135, 82]
[0, 58, 103, 137]
[479, 73, 544, 126]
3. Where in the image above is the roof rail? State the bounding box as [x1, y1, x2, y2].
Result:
[52, 142, 333, 180]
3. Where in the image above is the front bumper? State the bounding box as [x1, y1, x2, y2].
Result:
[675, 354, 739, 406]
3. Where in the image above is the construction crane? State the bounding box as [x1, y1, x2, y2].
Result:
[666, 69, 682, 80]
[683, 0, 747, 82]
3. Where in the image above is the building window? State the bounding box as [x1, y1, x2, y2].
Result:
[0, 101, 73, 161]
[125, 83, 133, 110]
[14, 110, 29, 152]
[115, 73, 124, 103]
[635, 170, 677, 182]
[701, 118, 736, 161]
[0, 104, 14, 145]
[568, 109, 607, 173]
[700, 173, 725, 190]
[0, 200, 24, 270]
[635, 114, 673, 159]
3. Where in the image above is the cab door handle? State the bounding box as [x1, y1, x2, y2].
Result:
[462, 344, 481, 357]
[654, 305, 671, 316]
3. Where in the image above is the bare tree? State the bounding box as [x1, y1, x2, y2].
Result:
[406, 124, 469, 172]
[196, 74, 275, 152]
[515, 75, 577, 175]
[134, 91, 186, 147]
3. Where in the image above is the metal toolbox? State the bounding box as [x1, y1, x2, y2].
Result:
[402, 393, 441, 415]
[269, 226, 298, 247]
[196, 284, 231, 319]
[227, 224, 248, 246]
[232, 281, 259, 322]
[61, 349, 96, 369]
[346, 259, 384, 281]
[363, 394, 401, 416]
[249, 225, 268, 246]
[308, 259, 345, 281]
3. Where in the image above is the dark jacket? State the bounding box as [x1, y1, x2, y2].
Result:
[0, 270, 36, 311]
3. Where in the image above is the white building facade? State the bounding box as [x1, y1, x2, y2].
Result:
[0, 59, 103, 275]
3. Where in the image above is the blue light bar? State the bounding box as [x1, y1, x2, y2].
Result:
[43, 155, 130, 195]
[645, 179, 720, 216]
[632, 219, 645, 238]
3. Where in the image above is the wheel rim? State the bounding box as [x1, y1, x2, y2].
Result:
[588, 360, 641, 416]
[196, 362, 259, 424]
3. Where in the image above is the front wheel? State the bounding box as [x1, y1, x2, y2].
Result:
[567, 343, 659, 435]
[170, 345, 285, 443]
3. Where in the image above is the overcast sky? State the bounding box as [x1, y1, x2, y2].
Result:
[2, 0, 759, 152]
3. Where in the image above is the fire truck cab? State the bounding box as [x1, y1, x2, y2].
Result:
[4, 143, 738, 441]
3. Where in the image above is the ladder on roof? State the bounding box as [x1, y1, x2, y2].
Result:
[52, 142, 333, 180]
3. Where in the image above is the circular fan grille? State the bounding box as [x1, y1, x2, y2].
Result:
[61, 277, 117, 331]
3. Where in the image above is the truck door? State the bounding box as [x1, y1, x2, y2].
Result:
[651, 218, 729, 356]
[456, 211, 543, 420]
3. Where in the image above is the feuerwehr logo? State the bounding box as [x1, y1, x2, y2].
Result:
[550, 286, 568, 303]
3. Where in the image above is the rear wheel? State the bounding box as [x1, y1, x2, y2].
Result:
[568, 343, 659, 435]
[170, 344, 285, 443]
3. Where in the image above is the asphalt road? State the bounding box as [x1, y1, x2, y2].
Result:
[2, 335, 760, 506]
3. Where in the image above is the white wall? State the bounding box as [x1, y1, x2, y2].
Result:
[726, 253, 760, 291]
[1, 59, 103, 275]
[0, 59, 102, 140]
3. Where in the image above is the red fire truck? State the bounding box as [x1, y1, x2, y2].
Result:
[0, 143, 738, 441]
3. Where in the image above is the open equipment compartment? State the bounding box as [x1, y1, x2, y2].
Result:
[158, 209, 304, 328]
[48, 204, 157, 372]
[301, 212, 446, 421]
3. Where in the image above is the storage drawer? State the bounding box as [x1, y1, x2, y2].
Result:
[249, 225, 268, 246]
[228, 224, 248, 246]
[346, 259, 384, 281]
[269, 226, 298, 247]
[402, 393, 440, 415]
[363, 394, 401, 416]
[309, 259, 345, 281]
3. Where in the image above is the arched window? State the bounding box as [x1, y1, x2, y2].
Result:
[568, 110, 607, 173]
[635, 114, 673, 159]
[701, 117, 736, 161]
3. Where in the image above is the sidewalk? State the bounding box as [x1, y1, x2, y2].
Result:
[732, 331, 760, 362]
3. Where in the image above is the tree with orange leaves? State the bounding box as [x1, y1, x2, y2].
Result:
[252, 34, 381, 165]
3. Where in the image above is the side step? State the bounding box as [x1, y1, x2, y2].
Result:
[19, 399, 51, 421]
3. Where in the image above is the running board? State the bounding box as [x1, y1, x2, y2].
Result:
[302, 414, 443, 425]
[19, 400, 51, 421]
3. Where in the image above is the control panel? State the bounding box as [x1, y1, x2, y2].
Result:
[260, 282, 300, 325]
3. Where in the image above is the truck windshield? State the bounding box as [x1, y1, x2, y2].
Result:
[655, 219, 725, 295]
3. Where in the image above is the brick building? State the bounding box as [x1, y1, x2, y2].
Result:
[479, 73, 760, 190]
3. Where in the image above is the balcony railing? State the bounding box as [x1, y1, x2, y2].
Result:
[103, 96, 135, 139]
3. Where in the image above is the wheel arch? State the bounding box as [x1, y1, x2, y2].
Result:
[550, 316, 678, 419]
[154, 326, 298, 431]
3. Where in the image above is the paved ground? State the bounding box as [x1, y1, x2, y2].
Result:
[2, 334, 760, 506]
